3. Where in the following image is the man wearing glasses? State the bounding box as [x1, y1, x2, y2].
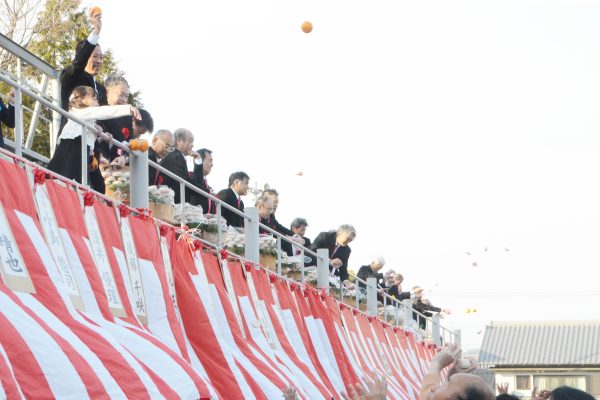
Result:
[148, 129, 174, 185]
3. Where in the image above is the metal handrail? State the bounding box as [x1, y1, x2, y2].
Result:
[0, 33, 59, 79]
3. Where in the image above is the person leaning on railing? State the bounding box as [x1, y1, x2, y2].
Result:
[148, 129, 174, 185]
[386, 273, 412, 301]
[216, 171, 250, 228]
[356, 256, 386, 297]
[309, 224, 356, 289]
[412, 286, 451, 330]
[256, 195, 275, 234]
[158, 128, 197, 204]
[0, 89, 15, 149]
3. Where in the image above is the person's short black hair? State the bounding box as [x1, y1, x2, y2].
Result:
[196, 148, 212, 160]
[551, 386, 595, 400]
[464, 385, 492, 400]
[137, 109, 154, 133]
[228, 171, 249, 186]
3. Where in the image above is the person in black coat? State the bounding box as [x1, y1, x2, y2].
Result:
[412, 286, 450, 329]
[356, 256, 385, 293]
[309, 224, 356, 288]
[158, 128, 196, 204]
[260, 189, 294, 236]
[284, 217, 312, 257]
[190, 148, 215, 214]
[216, 171, 250, 228]
[386, 273, 411, 302]
[147, 129, 174, 185]
[0, 90, 15, 149]
[60, 14, 107, 124]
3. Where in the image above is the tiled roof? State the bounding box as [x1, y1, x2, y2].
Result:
[478, 321, 600, 367]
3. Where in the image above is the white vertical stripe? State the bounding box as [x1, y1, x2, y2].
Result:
[0, 292, 89, 400]
[190, 275, 255, 400]
[61, 232, 102, 316]
[0, 343, 24, 399]
[304, 317, 345, 393]
[137, 258, 180, 354]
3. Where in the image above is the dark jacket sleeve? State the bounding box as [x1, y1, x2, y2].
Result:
[0, 101, 15, 128]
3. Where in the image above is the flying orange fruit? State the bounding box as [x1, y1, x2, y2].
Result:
[301, 21, 313, 33]
[89, 6, 102, 18]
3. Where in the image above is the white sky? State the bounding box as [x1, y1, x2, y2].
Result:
[90, 0, 600, 350]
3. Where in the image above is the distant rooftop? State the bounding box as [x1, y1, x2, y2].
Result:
[478, 320, 600, 368]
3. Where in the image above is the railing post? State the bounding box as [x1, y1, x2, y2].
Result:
[14, 59, 23, 156]
[402, 299, 412, 331]
[14, 89, 23, 157]
[80, 125, 87, 186]
[216, 202, 222, 244]
[316, 248, 329, 290]
[276, 236, 282, 275]
[25, 75, 49, 149]
[244, 207, 259, 264]
[383, 294, 388, 322]
[51, 76, 61, 156]
[129, 151, 148, 208]
[454, 329, 461, 347]
[300, 248, 305, 283]
[179, 181, 185, 228]
[367, 277, 377, 316]
[432, 314, 441, 346]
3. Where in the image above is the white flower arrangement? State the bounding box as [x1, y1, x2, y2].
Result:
[148, 185, 175, 205]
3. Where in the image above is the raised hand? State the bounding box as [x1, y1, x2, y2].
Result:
[91, 13, 102, 35]
[496, 382, 509, 394]
[532, 387, 551, 400]
[431, 343, 462, 370]
[130, 106, 141, 121]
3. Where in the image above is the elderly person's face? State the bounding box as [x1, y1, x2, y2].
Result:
[85, 46, 103, 76]
[371, 262, 384, 272]
[258, 198, 274, 219]
[176, 133, 194, 156]
[424, 373, 494, 400]
[152, 133, 174, 158]
[106, 82, 129, 105]
[292, 225, 306, 237]
[336, 232, 354, 247]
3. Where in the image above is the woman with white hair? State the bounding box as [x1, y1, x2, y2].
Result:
[356, 256, 386, 294]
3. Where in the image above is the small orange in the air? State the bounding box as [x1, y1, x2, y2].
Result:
[301, 21, 313, 33]
[139, 139, 149, 152]
[89, 6, 102, 18]
[129, 139, 140, 151]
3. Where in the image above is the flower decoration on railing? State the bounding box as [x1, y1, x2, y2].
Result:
[244, 261, 253, 272]
[159, 224, 173, 237]
[33, 168, 46, 185]
[83, 192, 95, 207]
[269, 273, 278, 283]
[134, 208, 152, 221]
[118, 204, 130, 218]
[219, 249, 229, 260]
